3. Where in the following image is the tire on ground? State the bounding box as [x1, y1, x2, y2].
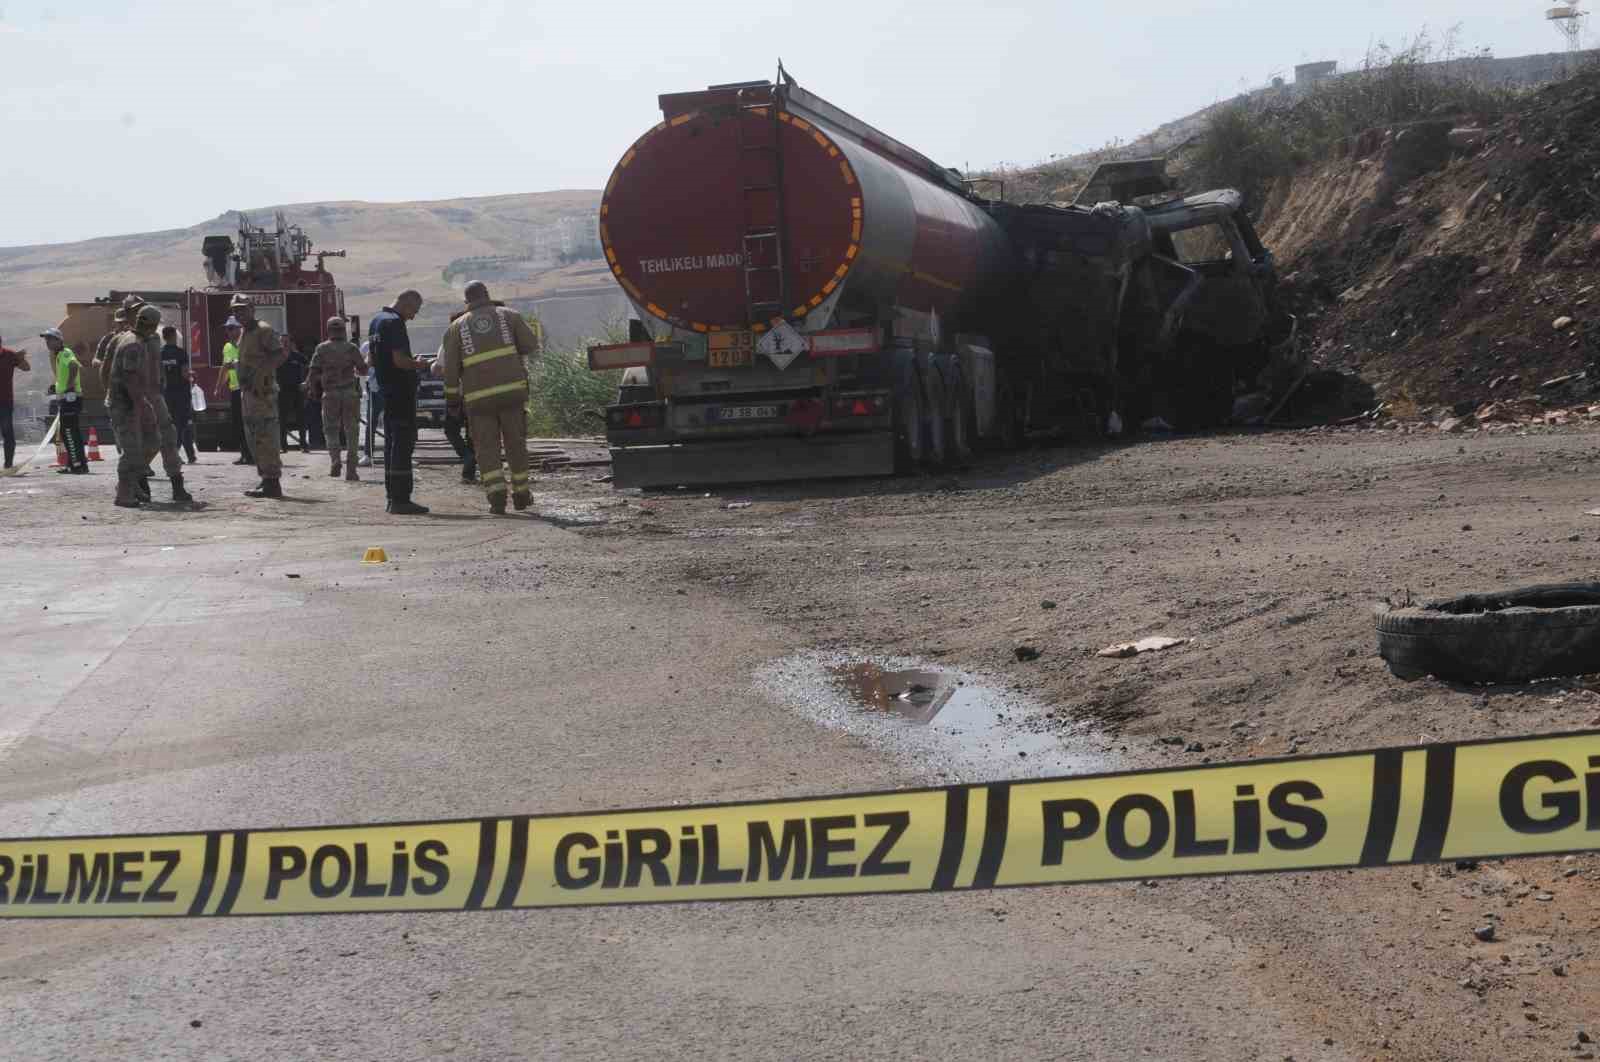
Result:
[1376, 582, 1600, 683]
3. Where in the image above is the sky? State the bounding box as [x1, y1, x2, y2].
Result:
[0, 0, 1581, 247]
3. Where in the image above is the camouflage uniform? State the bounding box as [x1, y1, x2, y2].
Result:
[138, 331, 183, 480]
[107, 331, 149, 507]
[235, 316, 286, 483]
[308, 336, 366, 477]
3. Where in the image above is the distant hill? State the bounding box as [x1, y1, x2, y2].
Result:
[0, 189, 620, 400]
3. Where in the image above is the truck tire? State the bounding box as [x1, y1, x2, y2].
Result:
[945, 366, 975, 466]
[922, 369, 948, 468]
[894, 369, 925, 473]
[1376, 582, 1600, 683]
[993, 373, 1023, 450]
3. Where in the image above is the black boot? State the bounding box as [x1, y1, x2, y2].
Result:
[136, 476, 151, 503]
[386, 497, 429, 515]
[171, 472, 194, 504]
[244, 478, 283, 499]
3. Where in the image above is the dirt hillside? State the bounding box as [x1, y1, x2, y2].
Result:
[0, 189, 609, 395]
[1256, 68, 1600, 418]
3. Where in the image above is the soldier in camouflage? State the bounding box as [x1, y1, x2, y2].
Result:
[230, 293, 288, 498]
[136, 307, 186, 500]
[307, 316, 367, 481]
[108, 305, 193, 508]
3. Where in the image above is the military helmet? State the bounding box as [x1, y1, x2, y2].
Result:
[326, 316, 346, 330]
[135, 304, 163, 329]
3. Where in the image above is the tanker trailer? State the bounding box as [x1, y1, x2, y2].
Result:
[588, 68, 1017, 488]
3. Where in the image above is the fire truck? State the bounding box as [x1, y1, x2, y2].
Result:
[53, 212, 352, 451]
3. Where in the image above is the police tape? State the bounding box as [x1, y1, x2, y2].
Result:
[5, 728, 1600, 918]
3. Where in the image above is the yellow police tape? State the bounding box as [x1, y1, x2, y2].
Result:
[4, 729, 1599, 918]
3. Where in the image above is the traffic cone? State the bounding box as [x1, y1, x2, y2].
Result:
[55, 438, 67, 467]
[86, 428, 103, 462]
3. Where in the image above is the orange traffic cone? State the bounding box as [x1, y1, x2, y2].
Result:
[55, 438, 67, 466]
[86, 428, 103, 462]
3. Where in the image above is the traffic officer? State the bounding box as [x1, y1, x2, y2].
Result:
[40, 329, 87, 474]
[212, 316, 252, 465]
[439, 281, 540, 514]
[368, 289, 428, 515]
[230, 293, 288, 498]
[307, 316, 366, 480]
[109, 305, 192, 507]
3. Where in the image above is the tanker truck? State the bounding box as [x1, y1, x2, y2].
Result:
[588, 69, 1293, 488]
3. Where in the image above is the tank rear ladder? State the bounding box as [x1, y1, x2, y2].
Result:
[735, 85, 788, 327]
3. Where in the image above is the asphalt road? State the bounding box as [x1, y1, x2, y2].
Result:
[0, 443, 1355, 1061]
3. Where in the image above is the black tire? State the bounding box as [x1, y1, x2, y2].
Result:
[1376, 582, 1600, 683]
[994, 375, 1022, 450]
[945, 368, 975, 466]
[923, 370, 948, 468]
[894, 370, 925, 473]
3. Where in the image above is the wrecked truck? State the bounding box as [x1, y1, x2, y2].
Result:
[588, 69, 1296, 488]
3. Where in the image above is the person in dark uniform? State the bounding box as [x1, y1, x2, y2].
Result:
[277, 341, 308, 453]
[157, 326, 197, 464]
[368, 290, 428, 515]
[436, 312, 476, 484]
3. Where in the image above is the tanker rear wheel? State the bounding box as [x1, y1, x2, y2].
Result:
[894, 372, 925, 473]
[945, 368, 975, 466]
[922, 371, 948, 469]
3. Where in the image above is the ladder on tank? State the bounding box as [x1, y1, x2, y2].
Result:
[735, 85, 788, 327]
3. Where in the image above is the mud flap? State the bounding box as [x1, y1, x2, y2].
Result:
[611, 432, 896, 488]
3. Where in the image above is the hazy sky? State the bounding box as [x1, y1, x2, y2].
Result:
[0, 0, 1576, 247]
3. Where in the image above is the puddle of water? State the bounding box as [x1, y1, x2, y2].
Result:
[760, 652, 1117, 782]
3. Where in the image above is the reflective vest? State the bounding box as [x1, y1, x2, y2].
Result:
[440, 304, 539, 411]
[54, 347, 81, 394]
[222, 341, 240, 391]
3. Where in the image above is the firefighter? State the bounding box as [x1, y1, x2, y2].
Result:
[439, 282, 540, 514]
[40, 329, 87, 474]
[307, 316, 366, 480]
[368, 290, 428, 515]
[229, 293, 288, 498]
[109, 306, 191, 507]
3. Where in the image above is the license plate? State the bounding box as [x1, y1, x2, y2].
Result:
[709, 404, 779, 422]
[708, 348, 752, 369]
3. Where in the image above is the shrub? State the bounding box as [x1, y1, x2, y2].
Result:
[1187, 29, 1522, 206]
[524, 314, 625, 438]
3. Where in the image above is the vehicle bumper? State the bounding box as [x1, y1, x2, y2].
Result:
[611, 431, 895, 488]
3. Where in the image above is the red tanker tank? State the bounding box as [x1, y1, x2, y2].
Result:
[599, 71, 1012, 336]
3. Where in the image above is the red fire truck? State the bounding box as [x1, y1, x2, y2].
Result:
[54, 212, 352, 451]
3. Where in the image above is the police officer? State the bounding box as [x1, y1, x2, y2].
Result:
[369, 290, 429, 515]
[229, 293, 288, 498]
[109, 306, 192, 507]
[212, 316, 252, 465]
[439, 281, 540, 514]
[307, 316, 366, 480]
[40, 328, 86, 474]
[158, 325, 197, 464]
